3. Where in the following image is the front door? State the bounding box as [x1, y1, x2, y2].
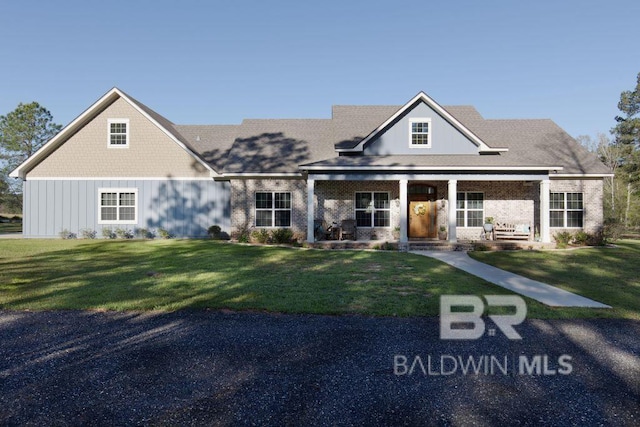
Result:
[409, 201, 437, 238]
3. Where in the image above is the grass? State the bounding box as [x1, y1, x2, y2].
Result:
[0, 239, 636, 318]
[469, 240, 640, 320]
[0, 213, 22, 233]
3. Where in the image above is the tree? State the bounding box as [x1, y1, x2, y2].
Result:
[0, 102, 62, 198]
[612, 72, 640, 227]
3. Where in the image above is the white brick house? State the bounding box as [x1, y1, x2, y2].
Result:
[11, 89, 611, 243]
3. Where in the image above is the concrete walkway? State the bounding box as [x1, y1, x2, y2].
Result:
[411, 250, 611, 308]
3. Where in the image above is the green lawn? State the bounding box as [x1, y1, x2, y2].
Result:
[0, 239, 636, 318]
[469, 240, 640, 320]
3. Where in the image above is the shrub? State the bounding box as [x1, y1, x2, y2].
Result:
[59, 229, 76, 239]
[157, 228, 172, 239]
[554, 231, 573, 249]
[473, 243, 488, 251]
[271, 228, 294, 244]
[573, 231, 589, 246]
[135, 228, 154, 239]
[602, 219, 623, 243]
[80, 228, 97, 239]
[208, 225, 222, 240]
[102, 228, 116, 239]
[251, 229, 271, 244]
[115, 227, 134, 239]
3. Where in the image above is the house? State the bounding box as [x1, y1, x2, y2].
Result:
[10, 88, 611, 245]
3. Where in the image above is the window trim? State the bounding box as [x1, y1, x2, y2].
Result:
[254, 191, 292, 228]
[98, 188, 138, 225]
[354, 191, 391, 228]
[456, 192, 484, 228]
[107, 118, 130, 148]
[550, 192, 584, 228]
[409, 117, 432, 148]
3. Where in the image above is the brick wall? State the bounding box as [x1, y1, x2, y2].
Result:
[229, 178, 605, 241]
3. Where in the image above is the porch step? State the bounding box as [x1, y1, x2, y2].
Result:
[407, 241, 474, 251]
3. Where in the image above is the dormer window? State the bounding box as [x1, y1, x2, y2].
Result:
[409, 118, 431, 148]
[108, 119, 129, 148]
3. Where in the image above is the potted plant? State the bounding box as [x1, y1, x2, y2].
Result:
[438, 225, 447, 240]
[483, 217, 494, 233]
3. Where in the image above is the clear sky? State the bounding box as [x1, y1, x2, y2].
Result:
[1, 0, 638, 139]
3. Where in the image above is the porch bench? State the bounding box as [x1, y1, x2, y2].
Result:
[493, 222, 532, 241]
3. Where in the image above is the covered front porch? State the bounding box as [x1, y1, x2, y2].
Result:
[305, 173, 553, 246]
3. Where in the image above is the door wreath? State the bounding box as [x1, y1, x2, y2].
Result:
[413, 203, 427, 216]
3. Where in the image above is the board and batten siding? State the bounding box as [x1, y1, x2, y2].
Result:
[23, 179, 231, 238]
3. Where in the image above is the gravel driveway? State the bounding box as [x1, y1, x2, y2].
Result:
[1, 311, 638, 426]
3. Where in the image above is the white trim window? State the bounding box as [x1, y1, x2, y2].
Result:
[409, 118, 431, 147]
[456, 192, 484, 227]
[255, 192, 291, 227]
[550, 192, 584, 228]
[98, 188, 138, 224]
[355, 192, 390, 227]
[108, 119, 130, 147]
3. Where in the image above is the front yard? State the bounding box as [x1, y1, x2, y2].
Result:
[0, 239, 637, 318]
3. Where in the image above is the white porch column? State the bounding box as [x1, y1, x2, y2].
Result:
[448, 180, 457, 242]
[307, 178, 315, 243]
[399, 179, 408, 243]
[540, 179, 550, 243]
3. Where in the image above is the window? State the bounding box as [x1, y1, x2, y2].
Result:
[550, 192, 583, 228]
[108, 119, 129, 147]
[355, 192, 390, 227]
[456, 192, 484, 227]
[98, 189, 137, 224]
[409, 118, 431, 147]
[255, 192, 291, 227]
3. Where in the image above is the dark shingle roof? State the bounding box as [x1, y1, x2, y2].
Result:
[143, 101, 609, 176]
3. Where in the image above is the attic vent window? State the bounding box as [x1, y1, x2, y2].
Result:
[108, 119, 129, 148]
[409, 118, 431, 148]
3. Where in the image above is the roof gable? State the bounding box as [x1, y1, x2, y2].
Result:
[10, 88, 217, 179]
[337, 92, 507, 154]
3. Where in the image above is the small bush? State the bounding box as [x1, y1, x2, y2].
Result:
[473, 243, 488, 251]
[554, 231, 573, 248]
[135, 228, 154, 239]
[251, 229, 271, 244]
[208, 225, 222, 240]
[602, 219, 623, 243]
[59, 229, 76, 239]
[573, 231, 589, 246]
[102, 228, 116, 239]
[80, 228, 97, 239]
[271, 228, 293, 244]
[157, 228, 172, 239]
[115, 227, 134, 239]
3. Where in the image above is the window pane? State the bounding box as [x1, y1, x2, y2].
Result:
[412, 134, 429, 145]
[101, 192, 117, 206]
[566, 193, 583, 210]
[566, 211, 583, 228]
[456, 193, 465, 209]
[256, 210, 272, 227]
[467, 193, 484, 209]
[255, 192, 272, 209]
[467, 211, 483, 227]
[456, 210, 465, 227]
[373, 193, 389, 209]
[355, 193, 370, 209]
[274, 192, 291, 209]
[119, 192, 135, 206]
[550, 193, 564, 210]
[374, 211, 390, 227]
[550, 211, 564, 227]
[101, 207, 117, 221]
[274, 210, 291, 227]
[119, 207, 135, 221]
[356, 210, 371, 227]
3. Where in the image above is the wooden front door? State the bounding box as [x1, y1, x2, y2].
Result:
[409, 201, 437, 238]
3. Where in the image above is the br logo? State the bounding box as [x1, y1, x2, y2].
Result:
[440, 295, 527, 340]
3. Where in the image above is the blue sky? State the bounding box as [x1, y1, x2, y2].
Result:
[1, 0, 638, 139]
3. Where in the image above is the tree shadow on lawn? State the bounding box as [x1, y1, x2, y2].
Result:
[0, 240, 511, 316]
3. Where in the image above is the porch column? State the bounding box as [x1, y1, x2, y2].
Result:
[540, 179, 550, 243]
[307, 178, 315, 243]
[448, 180, 457, 242]
[399, 179, 408, 243]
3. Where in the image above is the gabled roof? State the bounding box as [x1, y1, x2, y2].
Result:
[10, 87, 219, 179]
[335, 92, 507, 154]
